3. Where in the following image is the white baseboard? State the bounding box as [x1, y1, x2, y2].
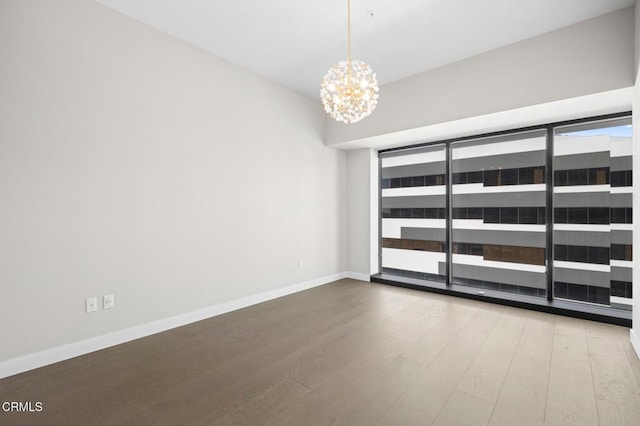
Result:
[0, 272, 348, 379]
[631, 329, 640, 361]
[345, 271, 371, 282]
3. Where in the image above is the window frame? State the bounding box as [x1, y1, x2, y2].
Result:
[374, 111, 632, 326]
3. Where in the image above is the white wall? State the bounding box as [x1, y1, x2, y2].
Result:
[632, 3, 640, 360]
[635, 3, 640, 75]
[633, 76, 640, 359]
[0, 0, 346, 366]
[346, 149, 377, 279]
[327, 7, 635, 147]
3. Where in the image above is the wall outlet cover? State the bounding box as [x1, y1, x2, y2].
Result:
[103, 294, 115, 309]
[86, 297, 97, 313]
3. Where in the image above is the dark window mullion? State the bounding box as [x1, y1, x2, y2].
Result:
[445, 143, 452, 287]
[378, 157, 383, 275]
[546, 127, 554, 302]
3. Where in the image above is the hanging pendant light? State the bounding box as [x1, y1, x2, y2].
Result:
[321, 0, 379, 124]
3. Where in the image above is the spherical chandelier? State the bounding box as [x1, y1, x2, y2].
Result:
[321, 0, 379, 124]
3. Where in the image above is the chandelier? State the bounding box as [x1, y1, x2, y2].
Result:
[321, 0, 379, 124]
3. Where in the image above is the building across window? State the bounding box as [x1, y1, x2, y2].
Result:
[449, 130, 548, 298]
[553, 118, 633, 307]
[380, 144, 447, 283]
[378, 114, 632, 316]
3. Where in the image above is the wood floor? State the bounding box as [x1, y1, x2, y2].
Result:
[2, 279, 640, 425]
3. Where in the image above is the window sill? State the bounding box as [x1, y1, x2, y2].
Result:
[371, 273, 632, 327]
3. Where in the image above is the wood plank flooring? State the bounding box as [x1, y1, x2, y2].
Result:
[1, 279, 639, 425]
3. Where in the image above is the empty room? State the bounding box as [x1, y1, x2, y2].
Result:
[1, 0, 640, 425]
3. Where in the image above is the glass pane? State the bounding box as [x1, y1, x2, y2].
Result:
[450, 130, 547, 298]
[380, 145, 447, 283]
[553, 117, 633, 308]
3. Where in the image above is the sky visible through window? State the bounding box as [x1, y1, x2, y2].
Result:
[558, 125, 632, 137]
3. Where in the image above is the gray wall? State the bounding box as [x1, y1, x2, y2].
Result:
[0, 0, 347, 362]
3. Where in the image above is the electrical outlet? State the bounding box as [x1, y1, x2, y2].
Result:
[103, 294, 115, 310]
[86, 297, 97, 313]
[298, 258, 304, 268]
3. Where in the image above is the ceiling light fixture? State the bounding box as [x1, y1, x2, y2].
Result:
[321, 0, 379, 124]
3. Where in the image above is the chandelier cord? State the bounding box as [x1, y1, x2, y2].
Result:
[347, 0, 351, 62]
[347, 0, 352, 86]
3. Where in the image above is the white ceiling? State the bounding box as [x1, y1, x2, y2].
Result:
[96, 0, 635, 100]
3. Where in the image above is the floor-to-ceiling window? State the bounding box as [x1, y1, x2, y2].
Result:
[553, 117, 633, 309]
[450, 130, 548, 298]
[376, 114, 632, 322]
[381, 144, 447, 283]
